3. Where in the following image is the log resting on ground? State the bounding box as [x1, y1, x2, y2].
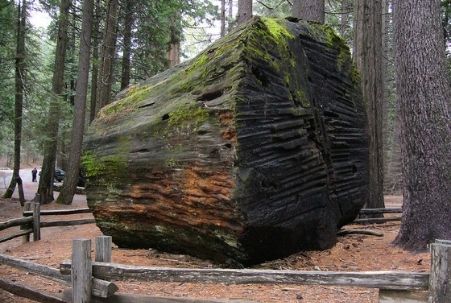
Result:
[84, 17, 368, 265]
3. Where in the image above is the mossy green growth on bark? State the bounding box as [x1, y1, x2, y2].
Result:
[168, 104, 209, 130]
[101, 84, 152, 117]
[261, 17, 294, 44]
[82, 152, 127, 181]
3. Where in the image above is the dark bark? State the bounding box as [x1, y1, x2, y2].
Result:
[353, 0, 385, 209]
[120, 0, 133, 90]
[56, 0, 94, 205]
[90, 0, 100, 123]
[339, 0, 351, 38]
[292, 0, 325, 23]
[84, 18, 368, 265]
[4, 0, 26, 202]
[393, 0, 451, 249]
[36, 0, 71, 203]
[384, 111, 402, 194]
[220, 0, 226, 37]
[228, 0, 233, 32]
[167, 13, 181, 68]
[237, 0, 252, 24]
[95, 0, 119, 114]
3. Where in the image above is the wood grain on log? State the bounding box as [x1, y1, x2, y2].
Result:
[0, 253, 116, 298]
[84, 17, 368, 265]
[429, 242, 451, 303]
[63, 289, 257, 303]
[0, 229, 32, 243]
[359, 208, 402, 214]
[40, 219, 96, 228]
[23, 207, 91, 216]
[60, 261, 428, 291]
[0, 277, 65, 303]
[0, 216, 32, 231]
[71, 239, 92, 303]
[0, 253, 70, 283]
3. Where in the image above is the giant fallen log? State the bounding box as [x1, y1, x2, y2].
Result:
[84, 17, 368, 265]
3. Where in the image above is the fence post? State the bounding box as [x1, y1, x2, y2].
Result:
[95, 236, 112, 263]
[72, 239, 92, 303]
[429, 240, 451, 303]
[32, 203, 40, 241]
[21, 202, 32, 243]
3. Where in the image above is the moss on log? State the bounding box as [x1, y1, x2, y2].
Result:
[84, 17, 368, 266]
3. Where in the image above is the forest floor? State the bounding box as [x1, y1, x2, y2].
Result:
[0, 191, 430, 303]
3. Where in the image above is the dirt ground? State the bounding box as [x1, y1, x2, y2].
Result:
[0, 195, 430, 303]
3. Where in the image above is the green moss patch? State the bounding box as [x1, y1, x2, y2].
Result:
[101, 84, 152, 118]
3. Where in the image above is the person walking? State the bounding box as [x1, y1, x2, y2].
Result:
[32, 167, 37, 182]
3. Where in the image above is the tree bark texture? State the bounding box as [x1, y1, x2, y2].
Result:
[36, 0, 71, 203]
[90, 0, 101, 123]
[4, 0, 26, 199]
[95, 0, 119, 114]
[237, 0, 252, 24]
[220, 0, 226, 37]
[228, 0, 233, 32]
[292, 0, 325, 23]
[120, 0, 133, 90]
[339, 0, 351, 38]
[393, 0, 451, 249]
[56, 0, 94, 205]
[353, 0, 385, 209]
[84, 18, 368, 265]
[167, 12, 181, 68]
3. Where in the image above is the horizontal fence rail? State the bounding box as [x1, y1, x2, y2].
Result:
[0, 277, 65, 303]
[22, 207, 91, 217]
[0, 252, 117, 299]
[60, 261, 430, 291]
[3, 237, 451, 303]
[40, 218, 96, 228]
[0, 216, 32, 231]
[359, 208, 402, 215]
[354, 217, 402, 224]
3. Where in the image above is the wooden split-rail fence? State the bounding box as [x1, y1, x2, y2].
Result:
[0, 202, 93, 244]
[2, 204, 442, 303]
[0, 236, 449, 303]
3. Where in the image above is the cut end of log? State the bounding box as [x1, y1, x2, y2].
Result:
[84, 17, 368, 265]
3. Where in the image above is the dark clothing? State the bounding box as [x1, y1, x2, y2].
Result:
[32, 168, 37, 182]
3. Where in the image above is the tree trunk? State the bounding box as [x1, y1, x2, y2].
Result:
[90, 0, 100, 123]
[393, 0, 451, 249]
[228, 0, 233, 32]
[167, 13, 181, 67]
[120, 0, 133, 90]
[4, 0, 26, 201]
[237, 0, 252, 24]
[353, 0, 385, 209]
[339, 0, 351, 38]
[382, 0, 398, 194]
[56, 0, 94, 205]
[95, 0, 119, 114]
[292, 0, 325, 23]
[220, 0, 226, 37]
[36, 0, 71, 204]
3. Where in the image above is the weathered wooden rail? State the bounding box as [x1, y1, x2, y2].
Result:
[0, 202, 94, 244]
[355, 207, 403, 224]
[0, 236, 449, 303]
